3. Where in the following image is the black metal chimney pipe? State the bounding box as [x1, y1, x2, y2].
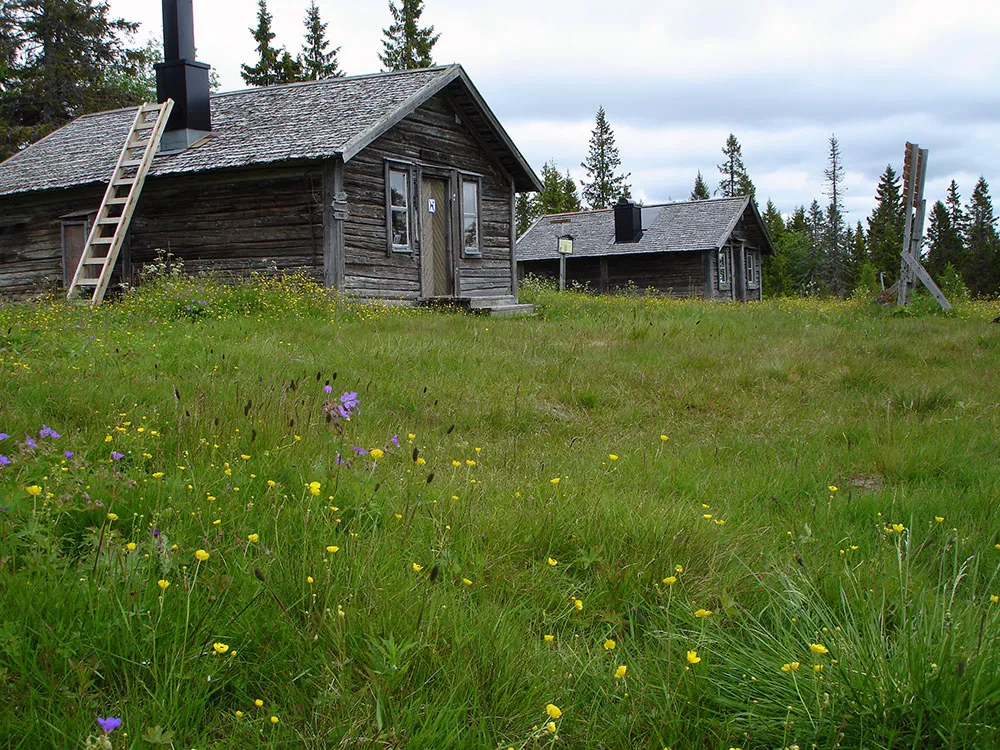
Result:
[614, 198, 643, 243]
[155, 0, 212, 150]
[162, 0, 196, 61]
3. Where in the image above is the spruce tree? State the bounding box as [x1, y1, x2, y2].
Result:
[925, 200, 963, 277]
[537, 160, 581, 215]
[822, 135, 848, 295]
[866, 164, 904, 282]
[515, 193, 538, 237]
[300, 1, 342, 80]
[963, 177, 1000, 296]
[761, 200, 785, 244]
[580, 106, 630, 210]
[717, 133, 754, 200]
[379, 0, 438, 72]
[690, 171, 710, 200]
[0, 0, 152, 160]
[241, 0, 282, 86]
[803, 199, 827, 293]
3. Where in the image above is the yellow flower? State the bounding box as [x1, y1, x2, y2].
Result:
[809, 643, 829, 655]
[545, 704, 562, 720]
[370, 448, 385, 459]
[247, 533, 259, 543]
[686, 650, 701, 664]
[572, 597, 583, 611]
[604, 639, 616, 650]
[235, 710, 244, 717]
[104, 435, 113, 443]
[674, 565, 683, 573]
[713, 519, 725, 526]
[991, 595, 999, 604]
[270, 715, 279, 724]
[550, 477, 560, 485]
[614, 664, 627, 679]
[241, 454, 251, 460]
[695, 608, 712, 618]
[329, 506, 339, 512]
[462, 578, 473, 586]
[415, 456, 426, 465]
[608, 454, 618, 461]
[660, 434, 669, 441]
[254, 699, 264, 707]
[813, 664, 824, 672]
[195, 549, 210, 561]
[213, 642, 229, 654]
[394, 513, 403, 520]
[893, 523, 905, 533]
[451, 460, 461, 468]
[26, 485, 42, 496]
[547, 557, 558, 566]
[465, 459, 476, 466]
[703, 513, 713, 520]
[309, 481, 321, 496]
[152, 472, 164, 479]
[663, 576, 677, 585]
[546, 721, 557, 734]
[781, 662, 800, 672]
[306, 576, 314, 584]
[126, 542, 136, 551]
[828, 485, 838, 493]
[157, 579, 170, 590]
[935, 516, 944, 523]
[407, 433, 416, 440]
[212, 519, 221, 526]
[267, 480, 277, 488]
[412, 563, 423, 572]
[326, 545, 339, 554]
[544, 634, 555, 642]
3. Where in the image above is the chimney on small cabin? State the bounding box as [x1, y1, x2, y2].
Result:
[614, 197, 642, 243]
[155, 0, 212, 151]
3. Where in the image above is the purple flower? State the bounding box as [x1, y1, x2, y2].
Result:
[352, 446, 368, 456]
[337, 391, 360, 419]
[0, 455, 10, 467]
[39, 425, 60, 439]
[391, 434, 400, 447]
[97, 717, 122, 733]
[64, 451, 74, 459]
[335, 452, 346, 466]
[24, 437, 37, 449]
[324, 384, 333, 394]
[112, 452, 124, 461]
[151, 529, 160, 537]
[0, 433, 8, 441]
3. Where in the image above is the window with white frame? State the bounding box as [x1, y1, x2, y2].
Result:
[717, 248, 730, 287]
[462, 179, 480, 255]
[387, 166, 411, 253]
[746, 249, 756, 287]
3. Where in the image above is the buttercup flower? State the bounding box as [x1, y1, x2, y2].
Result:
[195, 549, 210, 561]
[663, 576, 677, 585]
[254, 699, 264, 707]
[809, 643, 829, 655]
[370, 448, 384, 460]
[604, 639, 616, 650]
[157, 579, 170, 590]
[213, 642, 229, 654]
[412, 563, 423, 572]
[546, 721, 557, 733]
[695, 608, 712, 618]
[247, 533, 259, 543]
[614, 665, 627, 679]
[547, 557, 558, 566]
[545, 704, 562, 720]
[544, 634, 555, 642]
[686, 650, 701, 664]
[326, 546, 340, 554]
[26, 485, 42, 496]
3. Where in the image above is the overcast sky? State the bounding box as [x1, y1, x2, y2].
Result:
[108, 0, 999, 218]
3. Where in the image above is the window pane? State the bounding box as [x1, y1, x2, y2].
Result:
[463, 216, 478, 249]
[389, 170, 408, 208]
[391, 208, 408, 246]
[463, 181, 478, 213]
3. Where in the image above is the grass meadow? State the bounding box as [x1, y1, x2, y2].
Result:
[1, 275, 1000, 749]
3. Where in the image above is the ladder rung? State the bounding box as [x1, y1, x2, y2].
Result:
[113, 178, 137, 186]
[90, 237, 113, 244]
[121, 159, 143, 168]
[134, 122, 156, 131]
[98, 216, 121, 224]
[83, 258, 108, 266]
[107, 197, 129, 205]
[75, 279, 100, 287]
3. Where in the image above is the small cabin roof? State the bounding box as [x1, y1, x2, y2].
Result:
[0, 65, 541, 198]
[516, 196, 775, 260]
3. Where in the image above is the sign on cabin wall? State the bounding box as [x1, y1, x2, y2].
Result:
[428, 198, 437, 214]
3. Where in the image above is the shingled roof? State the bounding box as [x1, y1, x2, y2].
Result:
[0, 64, 540, 198]
[516, 197, 774, 261]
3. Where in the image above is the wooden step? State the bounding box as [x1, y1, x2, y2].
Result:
[83, 258, 108, 266]
[75, 278, 100, 287]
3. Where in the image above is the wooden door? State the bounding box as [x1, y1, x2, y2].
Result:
[421, 177, 453, 297]
[62, 220, 91, 287]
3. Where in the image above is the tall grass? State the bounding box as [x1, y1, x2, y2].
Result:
[1, 275, 999, 748]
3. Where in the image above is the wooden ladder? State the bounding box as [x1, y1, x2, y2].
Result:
[67, 99, 174, 306]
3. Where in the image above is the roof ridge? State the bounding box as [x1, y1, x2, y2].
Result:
[211, 65, 454, 99]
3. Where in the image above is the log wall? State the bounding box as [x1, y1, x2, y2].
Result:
[342, 93, 513, 299]
[523, 250, 710, 298]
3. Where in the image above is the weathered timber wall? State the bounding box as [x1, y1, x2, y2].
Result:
[522, 251, 709, 298]
[129, 167, 324, 279]
[342, 92, 513, 299]
[0, 185, 103, 296]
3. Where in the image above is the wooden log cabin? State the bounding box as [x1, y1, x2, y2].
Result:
[0, 54, 541, 309]
[516, 197, 775, 301]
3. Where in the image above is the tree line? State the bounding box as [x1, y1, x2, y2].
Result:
[240, 0, 438, 86]
[0, 0, 439, 161]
